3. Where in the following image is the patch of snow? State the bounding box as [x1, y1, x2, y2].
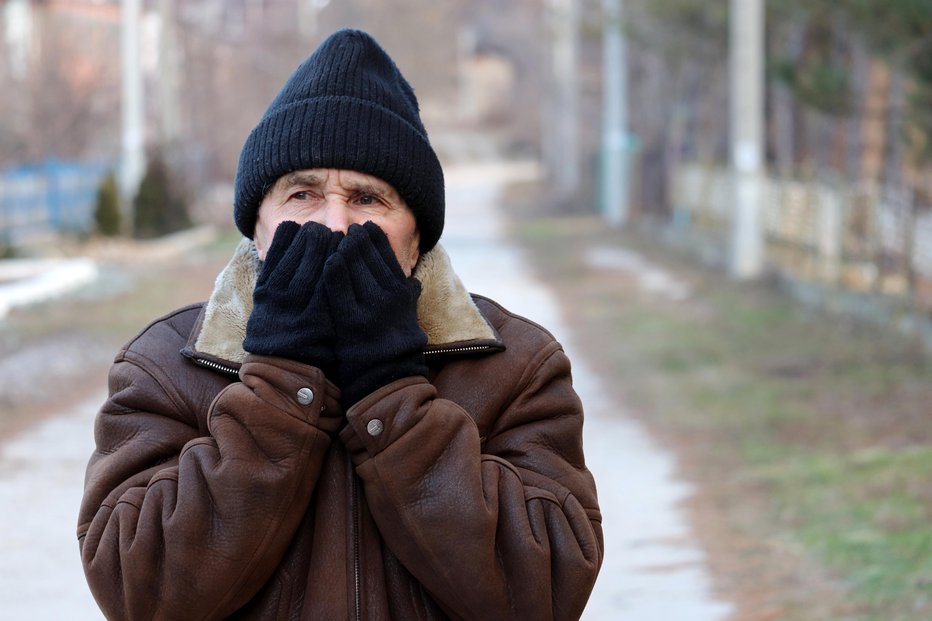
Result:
[0, 258, 98, 319]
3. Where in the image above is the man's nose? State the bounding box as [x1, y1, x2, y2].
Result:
[317, 199, 352, 233]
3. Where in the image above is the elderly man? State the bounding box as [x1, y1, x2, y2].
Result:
[78, 29, 602, 620]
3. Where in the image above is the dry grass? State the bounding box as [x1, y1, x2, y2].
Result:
[507, 183, 932, 621]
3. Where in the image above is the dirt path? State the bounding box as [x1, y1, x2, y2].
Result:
[442, 162, 732, 619]
[0, 231, 230, 619]
[0, 162, 733, 619]
[0, 394, 104, 619]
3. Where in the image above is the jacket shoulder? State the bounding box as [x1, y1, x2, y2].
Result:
[119, 303, 205, 360]
[471, 294, 561, 350]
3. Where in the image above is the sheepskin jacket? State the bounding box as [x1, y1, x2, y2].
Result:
[78, 239, 603, 621]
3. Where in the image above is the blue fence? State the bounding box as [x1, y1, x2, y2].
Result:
[0, 158, 113, 244]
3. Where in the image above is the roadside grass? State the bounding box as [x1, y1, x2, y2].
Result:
[511, 206, 932, 620]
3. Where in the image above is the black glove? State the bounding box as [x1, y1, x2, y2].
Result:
[321, 221, 427, 408]
[243, 221, 344, 372]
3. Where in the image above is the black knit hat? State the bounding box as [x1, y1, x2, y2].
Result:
[233, 29, 445, 253]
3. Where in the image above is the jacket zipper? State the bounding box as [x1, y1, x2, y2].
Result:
[192, 347, 490, 371]
[424, 344, 492, 356]
[351, 461, 361, 621]
[192, 357, 239, 377]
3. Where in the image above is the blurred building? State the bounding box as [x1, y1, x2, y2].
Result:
[1, 0, 121, 167]
[1, 0, 577, 219]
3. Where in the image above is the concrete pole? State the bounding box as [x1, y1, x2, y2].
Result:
[729, 0, 765, 279]
[601, 0, 629, 227]
[300, 0, 332, 38]
[157, 0, 181, 148]
[120, 0, 145, 219]
[456, 26, 478, 124]
[4, 0, 32, 81]
[547, 0, 580, 200]
[298, 0, 318, 37]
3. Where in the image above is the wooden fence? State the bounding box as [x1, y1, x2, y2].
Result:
[671, 163, 932, 312]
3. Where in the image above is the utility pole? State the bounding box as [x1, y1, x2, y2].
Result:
[157, 0, 181, 149]
[298, 0, 318, 37]
[120, 0, 145, 222]
[4, 0, 32, 81]
[299, 0, 332, 38]
[729, 0, 765, 279]
[601, 0, 629, 226]
[545, 0, 580, 201]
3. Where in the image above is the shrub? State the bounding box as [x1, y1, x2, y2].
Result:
[93, 171, 122, 236]
[133, 155, 191, 239]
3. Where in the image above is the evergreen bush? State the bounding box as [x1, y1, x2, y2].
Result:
[133, 155, 191, 239]
[93, 171, 122, 237]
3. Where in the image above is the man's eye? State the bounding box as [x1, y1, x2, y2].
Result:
[290, 191, 311, 201]
[357, 195, 377, 205]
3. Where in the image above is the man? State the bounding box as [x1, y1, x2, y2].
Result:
[78, 29, 602, 620]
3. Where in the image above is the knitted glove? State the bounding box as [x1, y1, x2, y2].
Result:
[243, 221, 344, 372]
[322, 222, 427, 408]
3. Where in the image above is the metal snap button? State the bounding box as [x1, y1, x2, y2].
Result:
[296, 387, 314, 405]
[366, 419, 384, 437]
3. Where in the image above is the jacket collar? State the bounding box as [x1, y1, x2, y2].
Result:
[189, 237, 502, 367]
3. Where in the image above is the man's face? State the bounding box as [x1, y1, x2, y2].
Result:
[254, 168, 421, 276]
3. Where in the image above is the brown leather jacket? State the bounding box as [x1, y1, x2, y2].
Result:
[78, 240, 603, 620]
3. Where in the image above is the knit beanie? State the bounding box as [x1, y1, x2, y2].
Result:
[233, 29, 445, 253]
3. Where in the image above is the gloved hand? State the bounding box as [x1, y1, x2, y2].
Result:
[243, 221, 344, 373]
[322, 221, 427, 408]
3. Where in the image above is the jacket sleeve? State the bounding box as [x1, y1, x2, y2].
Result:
[339, 339, 603, 621]
[77, 351, 342, 621]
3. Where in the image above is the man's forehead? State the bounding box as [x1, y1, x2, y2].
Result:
[275, 169, 397, 193]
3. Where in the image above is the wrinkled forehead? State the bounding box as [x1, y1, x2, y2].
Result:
[271, 168, 402, 200]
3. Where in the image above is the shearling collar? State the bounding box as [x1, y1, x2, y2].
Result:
[191, 238, 500, 366]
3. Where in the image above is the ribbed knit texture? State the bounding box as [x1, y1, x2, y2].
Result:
[322, 222, 427, 408]
[234, 29, 445, 253]
[243, 221, 344, 372]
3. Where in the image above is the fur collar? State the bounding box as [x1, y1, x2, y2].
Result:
[193, 238, 498, 364]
